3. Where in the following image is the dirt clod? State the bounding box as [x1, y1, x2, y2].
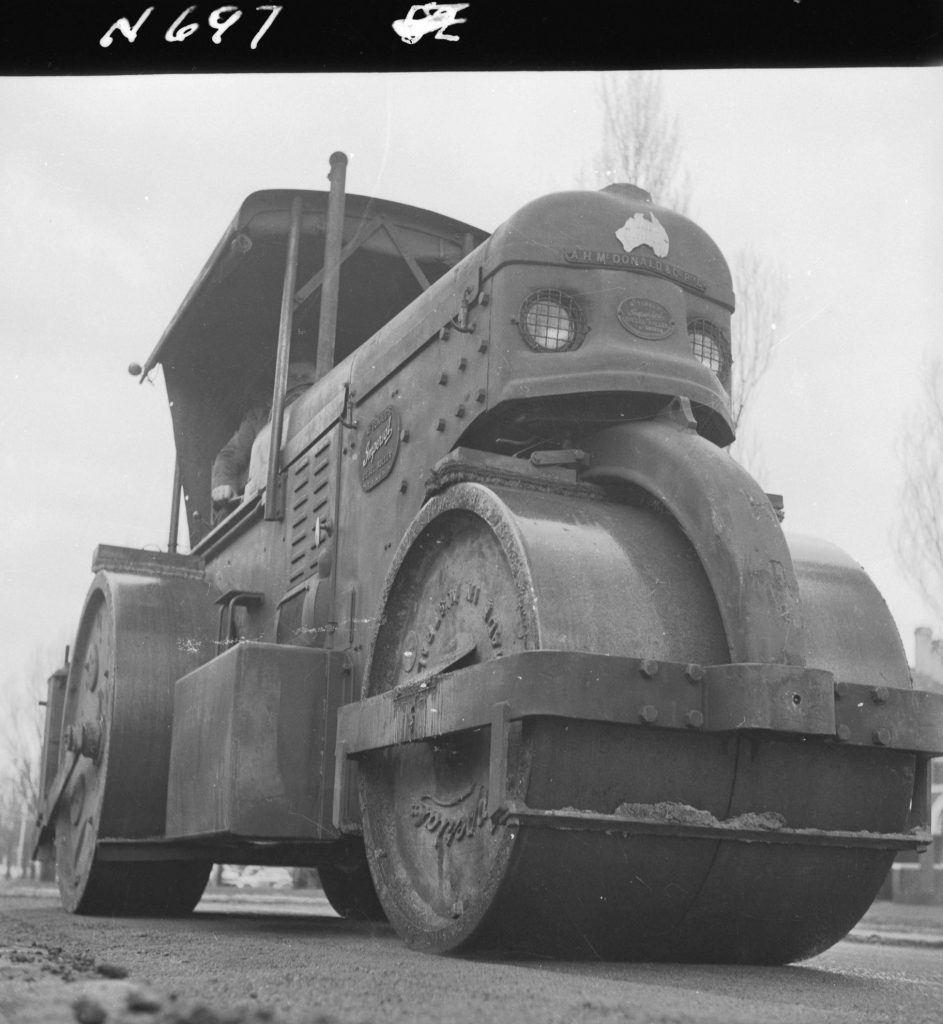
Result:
[96, 961, 129, 979]
[72, 994, 108, 1024]
[126, 985, 163, 1012]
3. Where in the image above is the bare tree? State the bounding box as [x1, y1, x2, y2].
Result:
[726, 247, 787, 479]
[895, 354, 943, 625]
[590, 72, 786, 483]
[593, 72, 691, 215]
[0, 641, 66, 878]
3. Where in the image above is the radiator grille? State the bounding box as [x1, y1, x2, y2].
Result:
[288, 437, 332, 586]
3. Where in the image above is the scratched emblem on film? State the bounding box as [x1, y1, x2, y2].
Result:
[392, 3, 469, 43]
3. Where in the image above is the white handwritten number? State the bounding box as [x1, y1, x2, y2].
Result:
[99, 7, 154, 47]
[208, 5, 242, 42]
[165, 5, 199, 41]
[251, 5, 282, 49]
[99, 4, 282, 49]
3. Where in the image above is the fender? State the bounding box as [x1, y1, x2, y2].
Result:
[584, 398, 804, 666]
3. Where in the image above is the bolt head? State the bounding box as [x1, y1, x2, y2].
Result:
[683, 663, 704, 683]
[872, 727, 892, 746]
[836, 724, 851, 742]
[871, 686, 890, 704]
[639, 659, 659, 679]
[684, 709, 705, 729]
[639, 704, 659, 724]
[79, 721, 103, 762]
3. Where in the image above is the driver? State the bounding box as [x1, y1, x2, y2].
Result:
[211, 360, 317, 518]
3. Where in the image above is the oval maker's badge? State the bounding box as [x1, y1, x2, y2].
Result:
[617, 297, 675, 340]
[360, 406, 401, 491]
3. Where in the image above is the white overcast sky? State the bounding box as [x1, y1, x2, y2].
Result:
[1, 68, 941, 690]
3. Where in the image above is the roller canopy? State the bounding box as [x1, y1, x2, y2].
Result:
[143, 189, 487, 543]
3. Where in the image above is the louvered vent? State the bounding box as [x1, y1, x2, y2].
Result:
[288, 437, 332, 586]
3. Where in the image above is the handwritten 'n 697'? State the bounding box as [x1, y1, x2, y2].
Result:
[100, 5, 283, 49]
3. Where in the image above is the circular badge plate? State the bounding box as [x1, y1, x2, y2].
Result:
[617, 297, 675, 340]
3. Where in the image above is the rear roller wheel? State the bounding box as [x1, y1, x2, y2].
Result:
[55, 589, 210, 915]
[317, 844, 387, 921]
[360, 483, 916, 962]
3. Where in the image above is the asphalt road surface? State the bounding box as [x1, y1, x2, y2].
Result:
[2, 889, 942, 1024]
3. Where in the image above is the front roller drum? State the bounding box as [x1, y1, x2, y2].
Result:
[356, 482, 919, 962]
[54, 577, 211, 915]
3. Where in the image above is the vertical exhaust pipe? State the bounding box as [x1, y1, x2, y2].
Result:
[167, 457, 182, 553]
[264, 193, 304, 520]
[315, 151, 348, 382]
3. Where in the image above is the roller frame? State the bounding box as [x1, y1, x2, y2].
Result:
[335, 649, 943, 848]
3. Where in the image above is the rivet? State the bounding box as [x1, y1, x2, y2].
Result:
[478, 341, 488, 353]
[836, 724, 851, 742]
[439, 372, 449, 386]
[872, 727, 891, 746]
[871, 686, 890, 704]
[834, 681, 848, 699]
[685, 709, 704, 729]
[400, 480, 408, 494]
[639, 704, 659, 724]
[480, 294, 490, 307]
[458, 357, 468, 371]
[683, 663, 704, 683]
[400, 429, 410, 443]
[456, 404, 466, 418]
[639, 659, 659, 679]
[475, 389, 486, 403]
[436, 419, 446, 432]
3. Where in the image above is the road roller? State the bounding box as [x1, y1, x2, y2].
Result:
[34, 152, 943, 963]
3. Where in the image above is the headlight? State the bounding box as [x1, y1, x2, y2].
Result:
[517, 290, 586, 352]
[687, 318, 730, 389]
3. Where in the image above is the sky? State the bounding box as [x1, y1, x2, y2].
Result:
[1, 67, 941, 702]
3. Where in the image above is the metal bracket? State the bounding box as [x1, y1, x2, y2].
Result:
[340, 383, 358, 429]
[215, 590, 265, 648]
[487, 702, 510, 819]
[907, 755, 932, 837]
[33, 747, 80, 847]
